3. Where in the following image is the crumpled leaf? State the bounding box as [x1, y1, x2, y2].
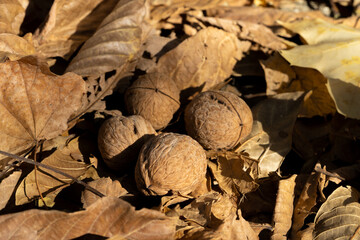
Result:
[207, 150, 258, 196]
[66, 0, 147, 76]
[280, 18, 360, 119]
[313, 186, 360, 240]
[236, 92, 305, 178]
[0, 33, 35, 61]
[0, 56, 85, 166]
[272, 175, 297, 240]
[0, 170, 21, 210]
[34, 0, 118, 59]
[15, 137, 93, 206]
[0, 196, 176, 240]
[81, 177, 128, 208]
[156, 27, 249, 91]
[0, 0, 27, 34]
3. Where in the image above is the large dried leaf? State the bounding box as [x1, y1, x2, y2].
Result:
[0, 0, 27, 34]
[236, 92, 305, 178]
[0, 57, 85, 165]
[0, 170, 21, 210]
[0, 33, 35, 61]
[15, 137, 92, 205]
[313, 186, 360, 240]
[207, 151, 258, 196]
[280, 19, 360, 119]
[0, 196, 176, 239]
[66, 0, 147, 76]
[156, 27, 249, 91]
[272, 175, 297, 240]
[34, 0, 118, 59]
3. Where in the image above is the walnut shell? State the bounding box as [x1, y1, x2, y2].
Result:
[184, 90, 253, 150]
[135, 132, 207, 196]
[125, 73, 180, 130]
[98, 115, 156, 172]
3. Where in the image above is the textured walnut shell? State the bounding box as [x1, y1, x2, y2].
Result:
[135, 132, 207, 196]
[98, 115, 156, 172]
[125, 73, 180, 130]
[184, 90, 253, 150]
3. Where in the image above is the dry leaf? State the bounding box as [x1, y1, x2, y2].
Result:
[34, 0, 118, 59]
[81, 177, 128, 208]
[15, 137, 93, 206]
[0, 0, 27, 34]
[207, 151, 258, 196]
[272, 175, 297, 240]
[261, 53, 336, 117]
[0, 196, 176, 239]
[0, 170, 21, 210]
[280, 19, 360, 119]
[0, 33, 35, 61]
[66, 0, 147, 76]
[0, 56, 85, 166]
[236, 92, 304, 178]
[156, 27, 249, 91]
[313, 186, 360, 240]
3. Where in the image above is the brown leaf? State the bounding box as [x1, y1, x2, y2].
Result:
[207, 151, 258, 196]
[0, 196, 176, 239]
[34, 0, 118, 59]
[236, 92, 305, 178]
[0, 33, 35, 61]
[0, 0, 27, 34]
[15, 137, 93, 205]
[314, 186, 360, 240]
[81, 177, 128, 208]
[272, 175, 297, 240]
[0, 170, 21, 210]
[0, 56, 85, 166]
[156, 27, 249, 91]
[66, 0, 147, 76]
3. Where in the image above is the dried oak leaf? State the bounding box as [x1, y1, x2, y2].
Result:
[0, 33, 35, 61]
[15, 136, 94, 206]
[34, 0, 119, 59]
[236, 92, 305, 178]
[0, 0, 27, 34]
[0, 56, 85, 166]
[0, 196, 176, 240]
[156, 27, 249, 91]
[66, 0, 147, 76]
[0, 170, 21, 210]
[81, 177, 128, 208]
[313, 186, 360, 240]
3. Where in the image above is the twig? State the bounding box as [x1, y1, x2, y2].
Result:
[0, 150, 105, 198]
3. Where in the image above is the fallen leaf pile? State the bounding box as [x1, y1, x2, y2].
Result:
[0, 0, 359, 239]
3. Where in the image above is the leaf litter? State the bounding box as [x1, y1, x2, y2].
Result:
[0, 0, 359, 239]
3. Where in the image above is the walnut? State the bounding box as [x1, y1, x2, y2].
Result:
[98, 115, 156, 172]
[135, 132, 207, 196]
[184, 90, 253, 150]
[125, 73, 180, 130]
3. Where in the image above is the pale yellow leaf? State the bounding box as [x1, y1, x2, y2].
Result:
[0, 170, 21, 210]
[0, 33, 35, 61]
[0, 0, 27, 34]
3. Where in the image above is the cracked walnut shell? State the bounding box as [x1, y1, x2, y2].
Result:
[98, 115, 156, 172]
[135, 132, 207, 196]
[184, 90, 253, 150]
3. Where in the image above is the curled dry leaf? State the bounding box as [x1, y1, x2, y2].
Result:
[66, 0, 147, 76]
[0, 33, 35, 61]
[34, 0, 118, 59]
[272, 175, 297, 240]
[0, 0, 27, 34]
[0, 196, 176, 240]
[0, 56, 85, 167]
[156, 27, 249, 91]
[15, 137, 93, 206]
[82, 177, 128, 208]
[314, 186, 360, 240]
[0, 170, 21, 211]
[236, 92, 305, 178]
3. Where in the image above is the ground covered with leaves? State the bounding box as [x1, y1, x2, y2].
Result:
[0, 0, 360, 239]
